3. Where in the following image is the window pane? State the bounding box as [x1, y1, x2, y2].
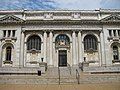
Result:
[12, 30, 15, 37]
[6, 47, 12, 61]
[55, 34, 70, 46]
[113, 46, 119, 60]
[3, 30, 6, 37]
[27, 35, 41, 50]
[84, 35, 97, 51]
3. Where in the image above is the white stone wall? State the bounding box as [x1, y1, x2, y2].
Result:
[0, 9, 120, 68]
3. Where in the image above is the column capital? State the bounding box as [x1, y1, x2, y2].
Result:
[78, 30, 82, 33]
[21, 30, 25, 33]
[43, 31, 47, 35]
[43, 30, 47, 32]
[100, 29, 103, 33]
[72, 30, 76, 32]
[49, 30, 54, 32]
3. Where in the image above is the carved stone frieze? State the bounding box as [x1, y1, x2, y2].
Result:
[0, 15, 24, 23]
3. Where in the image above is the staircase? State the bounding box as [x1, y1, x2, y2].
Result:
[0, 66, 120, 84]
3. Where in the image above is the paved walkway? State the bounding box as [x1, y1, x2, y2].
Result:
[0, 83, 120, 90]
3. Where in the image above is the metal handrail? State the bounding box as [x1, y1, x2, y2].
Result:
[76, 69, 80, 84]
[67, 63, 71, 75]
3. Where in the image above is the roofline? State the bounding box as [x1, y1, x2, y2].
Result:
[0, 9, 120, 14]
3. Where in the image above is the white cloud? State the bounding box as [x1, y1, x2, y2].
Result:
[53, 0, 102, 10]
[0, 0, 120, 10]
[100, 0, 120, 9]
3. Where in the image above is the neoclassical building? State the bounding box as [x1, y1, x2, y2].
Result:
[0, 9, 120, 72]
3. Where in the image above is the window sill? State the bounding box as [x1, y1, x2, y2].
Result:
[3, 60, 13, 64]
[88, 60, 96, 63]
[107, 37, 120, 41]
[112, 60, 120, 63]
[29, 61, 38, 64]
[84, 49, 98, 53]
[0, 37, 17, 41]
[27, 49, 41, 53]
[55, 45, 70, 49]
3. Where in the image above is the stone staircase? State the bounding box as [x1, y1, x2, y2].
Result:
[0, 66, 78, 84]
[83, 65, 120, 73]
[0, 66, 120, 84]
[79, 72, 120, 84]
[0, 67, 45, 75]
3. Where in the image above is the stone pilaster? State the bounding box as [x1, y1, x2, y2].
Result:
[98, 42, 102, 66]
[72, 31, 77, 65]
[49, 31, 53, 65]
[100, 31, 106, 66]
[20, 31, 25, 67]
[43, 31, 47, 62]
[78, 31, 82, 63]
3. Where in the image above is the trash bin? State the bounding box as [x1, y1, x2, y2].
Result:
[38, 70, 41, 76]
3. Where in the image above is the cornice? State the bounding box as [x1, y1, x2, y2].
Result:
[0, 9, 120, 25]
[22, 27, 102, 31]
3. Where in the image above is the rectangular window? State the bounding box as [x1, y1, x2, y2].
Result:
[8, 30, 11, 37]
[109, 30, 112, 37]
[12, 30, 15, 37]
[3, 30, 6, 37]
[113, 30, 116, 37]
[118, 30, 120, 36]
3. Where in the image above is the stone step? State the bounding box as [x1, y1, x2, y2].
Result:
[79, 73, 120, 84]
[0, 73, 120, 84]
[46, 67, 79, 77]
[0, 75, 77, 84]
[0, 67, 45, 74]
[83, 66, 120, 73]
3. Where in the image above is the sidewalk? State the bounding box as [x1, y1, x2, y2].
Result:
[0, 83, 120, 90]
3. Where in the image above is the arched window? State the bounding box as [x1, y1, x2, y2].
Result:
[55, 34, 70, 46]
[27, 35, 41, 50]
[6, 46, 12, 61]
[113, 46, 119, 60]
[84, 35, 97, 51]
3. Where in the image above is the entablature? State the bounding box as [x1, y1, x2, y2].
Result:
[22, 27, 102, 32]
[0, 9, 120, 24]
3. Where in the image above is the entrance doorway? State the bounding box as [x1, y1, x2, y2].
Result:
[58, 50, 67, 67]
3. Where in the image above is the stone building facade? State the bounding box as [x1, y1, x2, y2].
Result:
[0, 9, 120, 71]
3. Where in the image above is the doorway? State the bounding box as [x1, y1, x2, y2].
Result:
[58, 50, 67, 67]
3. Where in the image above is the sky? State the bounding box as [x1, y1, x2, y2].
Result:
[0, 0, 120, 10]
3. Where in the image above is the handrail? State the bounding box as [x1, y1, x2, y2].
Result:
[67, 63, 71, 75]
[76, 69, 80, 84]
[58, 66, 60, 84]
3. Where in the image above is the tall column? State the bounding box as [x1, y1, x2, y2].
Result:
[43, 31, 47, 62]
[98, 42, 102, 66]
[72, 31, 77, 65]
[100, 31, 106, 66]
[78, 31, 82, 63]
[49, 31, 53, 65]
[20, 31, 25, 67]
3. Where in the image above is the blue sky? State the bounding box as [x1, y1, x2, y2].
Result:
[0, 0, 120, 10]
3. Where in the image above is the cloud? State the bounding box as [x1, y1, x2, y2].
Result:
[0, 0, 120, 10]
[53, 0, 101, 10]
[0, 0, 57, 10]
[100, 0, 120, 9]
